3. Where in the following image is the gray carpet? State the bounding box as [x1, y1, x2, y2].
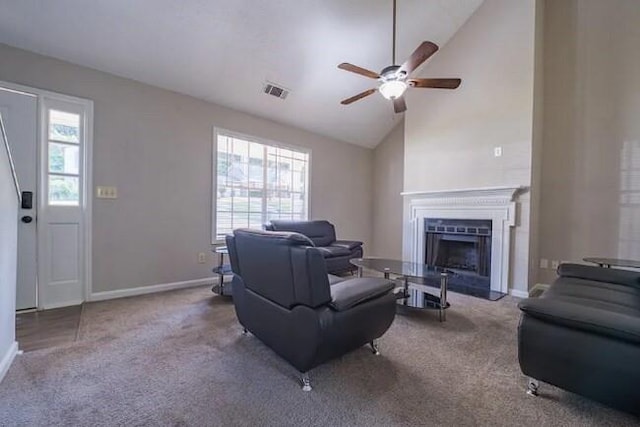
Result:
[0, 285, 637, 426]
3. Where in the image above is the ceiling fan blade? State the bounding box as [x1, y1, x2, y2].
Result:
[393, 96, 407, 113]
[408, 78, 461, 89]
[338, 63, 380, 79]
[341, 88, 377, 105]
[399, 41, 439, 75]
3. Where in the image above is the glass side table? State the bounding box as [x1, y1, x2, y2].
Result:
[211, 246, 233, 296]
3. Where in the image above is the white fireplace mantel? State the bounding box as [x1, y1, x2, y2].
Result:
[401, 185, 527, 204]
[402, 186, 529, 294]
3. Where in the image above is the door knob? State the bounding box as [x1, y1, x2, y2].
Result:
[21, 216, 33, 223]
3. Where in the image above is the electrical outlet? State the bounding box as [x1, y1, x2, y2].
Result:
[551, 260, 560, 270]
[539, 258, 549, 269]
[197, 252, 207, 264]
[494, 146, 503, 157]
[96, 186, 118, 199]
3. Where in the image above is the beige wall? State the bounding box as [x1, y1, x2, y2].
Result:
[0, 120, 18, 373]
[537, 0, 640, 283]
[403, 0, 537, 292]
[371, 122, 404, 259]
[0, 43, 373, 293]
[404, 0, 536, 192]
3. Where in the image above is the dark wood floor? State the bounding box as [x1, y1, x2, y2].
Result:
[15, 305, 83, 352]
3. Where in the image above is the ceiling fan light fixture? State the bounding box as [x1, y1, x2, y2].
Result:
[379, 80, 407, 100]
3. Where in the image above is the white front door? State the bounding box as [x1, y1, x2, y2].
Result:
[0, 88, 38, 310]
[38, 97, 90, 308]
[1, 82, 92, 311]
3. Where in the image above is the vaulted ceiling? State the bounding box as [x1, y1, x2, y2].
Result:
[0, 0, 483, 148]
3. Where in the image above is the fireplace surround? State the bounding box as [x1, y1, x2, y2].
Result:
[402, 186, 527, 295]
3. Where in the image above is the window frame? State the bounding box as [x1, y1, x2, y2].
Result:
[46, 107, 84, 207]
[211, 127, 312, 244]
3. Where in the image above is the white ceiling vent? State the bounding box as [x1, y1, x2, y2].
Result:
[263, 82, 290, 100]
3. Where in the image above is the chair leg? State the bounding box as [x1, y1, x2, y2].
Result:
[526, 378, 539, 396]
[301, 372, 312, 391]
[370, 340, 380, 355]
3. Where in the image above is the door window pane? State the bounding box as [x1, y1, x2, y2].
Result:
[49, 175, 79, 205]
[49, 143, 79, 174]
[49, 110, 80, 143]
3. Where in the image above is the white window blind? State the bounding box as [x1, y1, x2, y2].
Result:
[214, 130, 309, 241]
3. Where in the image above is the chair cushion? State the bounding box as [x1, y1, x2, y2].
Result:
[329, 278, 395, 311]
[332, 240, 363, 251]
[328, 274, 346, 286]
[316, 246, 351, 258]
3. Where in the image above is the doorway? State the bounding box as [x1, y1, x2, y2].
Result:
[0, 82, 93, 310]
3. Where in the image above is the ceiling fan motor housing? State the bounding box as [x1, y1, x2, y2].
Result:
[380, 65, 406, 81]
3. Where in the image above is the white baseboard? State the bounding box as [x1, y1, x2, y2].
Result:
[0, 341, 18, 384]
[509, 288, 530, 299]
[89, 277, 215, 302]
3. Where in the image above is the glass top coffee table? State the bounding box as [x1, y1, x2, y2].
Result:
[350, 258, 451, 322]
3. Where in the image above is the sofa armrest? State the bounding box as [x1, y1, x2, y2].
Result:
[332, 240, 363, 251]
[329, 278, 394, 311]
[518, 297, 640, 344]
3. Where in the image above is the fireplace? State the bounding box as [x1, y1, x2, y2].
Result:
[425, 218, 492, 291]
[403, 186, 526, 297]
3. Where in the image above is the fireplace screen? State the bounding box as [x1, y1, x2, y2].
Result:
[425, 218, 492, 288]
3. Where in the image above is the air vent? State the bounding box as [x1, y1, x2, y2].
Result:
[263, 82, 290, 100]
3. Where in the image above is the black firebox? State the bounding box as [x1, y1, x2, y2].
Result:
[425, 218, 495, 297]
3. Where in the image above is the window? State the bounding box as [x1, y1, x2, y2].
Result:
[214, 130, 310, 241]
[47, 109, 81, 205]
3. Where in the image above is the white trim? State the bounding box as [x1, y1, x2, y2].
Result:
[0, 341, 18, 384]
[89, 277, 215, 302]
[214, 127, 313, 155]
[401, 186, 528, 198]
[84, 102, 94, 305]
[509, 289, 530, 299]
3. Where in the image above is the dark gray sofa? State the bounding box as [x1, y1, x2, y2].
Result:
[226, 228, 396, 390]
[264, 220, 363, 275]
[518, 263, 640, 416]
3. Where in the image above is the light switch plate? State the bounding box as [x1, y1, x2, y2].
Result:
[96, 186, 118, 199]
[494, 146, 503, 157]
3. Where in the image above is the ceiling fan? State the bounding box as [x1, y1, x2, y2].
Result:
[338, 0, 461, 113]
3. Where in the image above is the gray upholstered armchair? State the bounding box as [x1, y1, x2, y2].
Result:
[264, 220, 363, 274]
[226, 228, 397, 390]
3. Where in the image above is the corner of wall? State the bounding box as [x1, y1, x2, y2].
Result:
[371, 120, 405, 259]
[527, 0, 546, 288]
